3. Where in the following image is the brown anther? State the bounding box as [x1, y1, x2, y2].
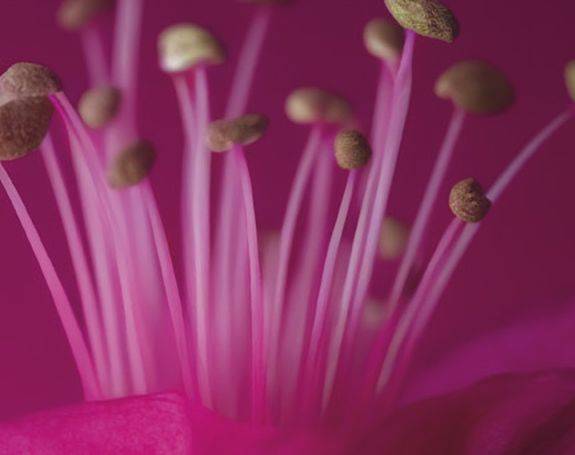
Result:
[158, 24, 226, 73]
[449, 178, 491, 223]
[285, 88, 351, 125]
[207, 114, 269, 152]
[79, 86, 121, 129]
[107, 140, 156, 188]
[364, 19, 405, 62]
[363, 299, 388, 330]
[564, 61, 575, 102]
[240, 0, 291, 3]
[334, 129, 372, 169]
[0, 63, 62, 100]
[0, 97, 54, 161]
[384, 0, 459, 43]
[435, 61, 515, 115]
[57, 0, 114, 31]
[379, 217, 409, 260]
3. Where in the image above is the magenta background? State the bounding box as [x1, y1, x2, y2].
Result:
[0, 0, 574, 419]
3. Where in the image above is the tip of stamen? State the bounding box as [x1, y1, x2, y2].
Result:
[285, 87, 351, 125]
[107, 140, 156, 189]
[364, 18, 404, 62]
[334, 129, 371, 169]
[207, 114, 269, 152]
[449, 178, 491, 223]
[239, 0, 291, 4]
[0, 97, 54, 161]
[0, 63, 62, 101]
[379, 217, 409, 260]
[57, 0, 114, 31]
[158, 24, 226, 73]
[565, 61, 575, 102]
[384, 0, 459, 43]
[79, 86, 121, 129]
[435, 60, 515, 115]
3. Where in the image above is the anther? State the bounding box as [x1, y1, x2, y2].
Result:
[379, 217, 409, 260]
[449, 178, 491, 223]
[0, 63, 62, 101]
[240, 0, 291, 3]
[364, 19, 404, 62]
[564, 61, 575, 102]
[158, 24, 226, 73]
[107, 140, 156, 188]
[334, 129, 372, 169]
[0, 97, 54, 161]
[79, 86, 121, 129]
[285, 88, 351, 125]
[57, 0, 115, 31]
[435, 60, 515, 115]
[385, 0, 459, 43]
[207, 114, 269, 152]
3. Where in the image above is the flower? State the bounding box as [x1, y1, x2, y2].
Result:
[0, 0, 575, 453]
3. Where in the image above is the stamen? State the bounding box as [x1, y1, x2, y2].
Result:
[389, 107, 465, 305]
[449, 177, 491, 222]
[207, 114, 269, 152]
[285, 87, 351, 125]
[240, 0, 291, 4]
[364, 19, 405, 63]
[0, 163, 101, 399]
[213, 8, 272, 417]
[379, 217, 409, 260]
[52, 92, 149, 395]
[79, 86, 122, 129]
[81, 26, 109, 86]
[564, 60, 575, 101]
[334, 129, 372, 169]
[57, 0, 114, 31]
[371, 107, 575, 404]
[158, 24, 226, 74]
[435, 60, 515, 115]
[0, 97, 54, 161]
[268, 126, 323, 406]
[107, 140, 156, 188]
[385, 0, 459, 42]
[305, 170, 358, 415]
[41, 134, 109, 391]
[112, 0, 143, 130]
[321, 31, 415, 411]
[0, 63, 62, 101]
[140, 183, 195, 397]
[172, 71, 213, 406]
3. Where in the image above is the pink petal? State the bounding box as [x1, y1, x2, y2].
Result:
[0, 393, 342, 454]
[0, 393, 193, 454]
[405, 299, 575, 404]
[357, 369, 575, 454]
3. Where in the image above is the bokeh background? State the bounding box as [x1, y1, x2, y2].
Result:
[0, 0, 574, 419]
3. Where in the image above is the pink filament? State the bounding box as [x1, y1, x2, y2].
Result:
[112, 0, 143, 131]
[0, 163, 100, 400]
[322, 31, 415, 410]
[346, 31, 415, 345]
[268, 127, 323, 391]
[141, 183, 194, 397]
[304, 171, 358, 412]
[389, 108, 466, 308]
[52, 93, 149, 395]
[214, 8, 272, 339]
[231, 146, 265, 421]
[174, 70, 213, 406]
[81, 26, 109, 86]
[376, 107, 575, 402]
[41, 135, 108, 389]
